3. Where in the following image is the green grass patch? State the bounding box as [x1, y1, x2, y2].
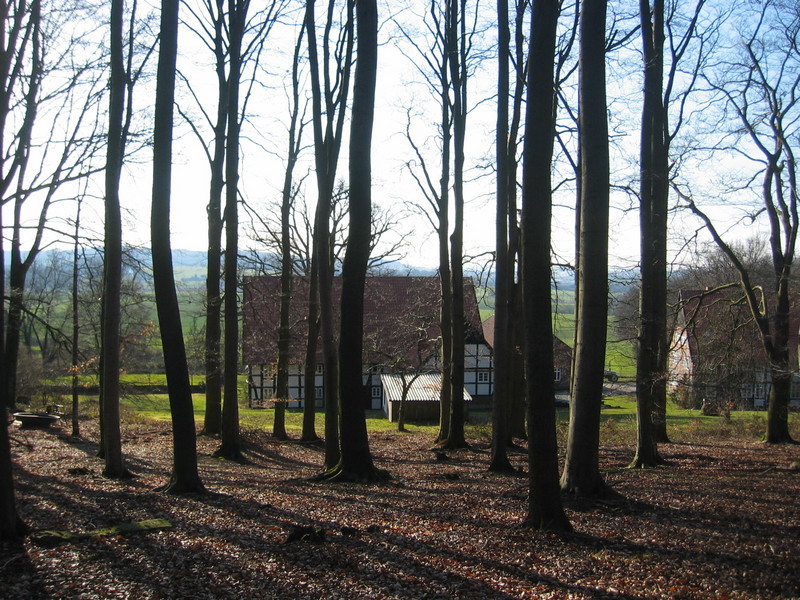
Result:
[108, 384, 799, 445]
[120, 394, 442, 435]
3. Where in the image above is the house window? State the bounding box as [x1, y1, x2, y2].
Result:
[316, 364, 324, 374]
[754, 383, 766, 400]
[740, 382, 754, 399]
[554, 368, 562, 383]
[315, 386, 324, 399]
[371, 386, 382, 399]
[477, 371, 490, 383]
[791, 379, 800, 400]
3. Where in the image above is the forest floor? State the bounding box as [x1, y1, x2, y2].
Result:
[2, 417, 799, 599]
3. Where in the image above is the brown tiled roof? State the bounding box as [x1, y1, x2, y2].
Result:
[242, 275, 486, 367]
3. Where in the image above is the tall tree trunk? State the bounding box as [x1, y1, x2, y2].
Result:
[151, 0, 205, 492]
[561, 0, 614, 498]
[304, 0, 354, 470]
[215, 0, 246, 462]
[202, 0, 227, 436]
[521, 0, 571, 532]
[2, 0, 40, 411]
[273, 29, 306, 442]
[632, 0, 667, 467]
[101, 0, 128, 479]
[0, 219, 27, 538]
[766, 276, 794, 443]
[441, 0, 468, 450]
[435, 10, 452, 445]
[302, 269, 321, 442]
[317, 200, 340, 470]
[506, 4, 528, 440]
[489, 0, 514, 472]
[71, 203, 81, 437]
[330, 0, 382, 481]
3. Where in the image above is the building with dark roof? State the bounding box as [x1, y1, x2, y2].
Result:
[241, 275, 492, 420]
[481, 315, 573, 391]
[669, 288, 800, 409]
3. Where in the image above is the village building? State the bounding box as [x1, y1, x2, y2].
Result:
[668, 288, 800, 410]
[242, 275, 492, 421]
[481, 314, 573, 391]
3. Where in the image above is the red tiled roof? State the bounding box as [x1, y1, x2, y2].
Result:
[242, 275, 486, 367]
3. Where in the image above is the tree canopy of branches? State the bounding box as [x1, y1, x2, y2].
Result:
[681, 0, 799, 444]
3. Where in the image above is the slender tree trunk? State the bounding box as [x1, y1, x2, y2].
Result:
[561, 0, 614, 498]
[3, 265, 25, 408]
[435, 17, 453, 445]
[521, 0, 571, 532]
[0, 0, 31, 540]
[216, 0, 246, 462]
[317, 202, 340, 469]
[632, 0, 667, 467]
[441, 0, 468, 450]
[71, 204, 81, 437]
[329, 0, 383, 481]
[304, 0, 354, 470]
[0, 217, 27, 538]
[202, 0, 226, 436]
[489, 0, 514, 472]
[508, 282, 527, 439]
[2, 0, 40, 411]
[273, 28, 306, 442]
[273, 213, 292, 441]
[302, 271, 321, 442]
[151, 0, 205, 492]
[101, 0, 128, 478]
[398, 387, 407, 432]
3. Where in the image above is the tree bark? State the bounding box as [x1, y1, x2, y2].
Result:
[215, 0, 246, 462]
[488, 0, 514, 473]
[304, 0, 354, 469]
[273, 29, 306, 442]
[632, 0, 667, 468]
[101, 0, 128, 479]
[328, 0, 385, 482]
[521, 0, 571, 532]
[302, 268, 321, 442]
[561, 0, 615, 498]
[151, 0, 205, 492]
[441, 0, 468, 450]
[202, 0, 227, 437]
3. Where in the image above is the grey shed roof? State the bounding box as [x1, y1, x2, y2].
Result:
[380, 373, 472, 403]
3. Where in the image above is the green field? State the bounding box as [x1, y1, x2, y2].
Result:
[97, 390, 799, 445]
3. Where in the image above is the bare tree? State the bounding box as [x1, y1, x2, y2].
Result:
[101, 0, 131, 478]
[304, 0, 354, 470]
[1, 0, 106, 536]
[326, 0, 383, 481]
[520, 0, 572, 532]
[151, 0, 205, 492]
[679, 1, 799, 444]
[179, 0, 285, 438]
[489, 0, 512, 471]
[561, 0, 614, 498]
[396, 0, 482, 448]
[2, 0, 106, 411]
